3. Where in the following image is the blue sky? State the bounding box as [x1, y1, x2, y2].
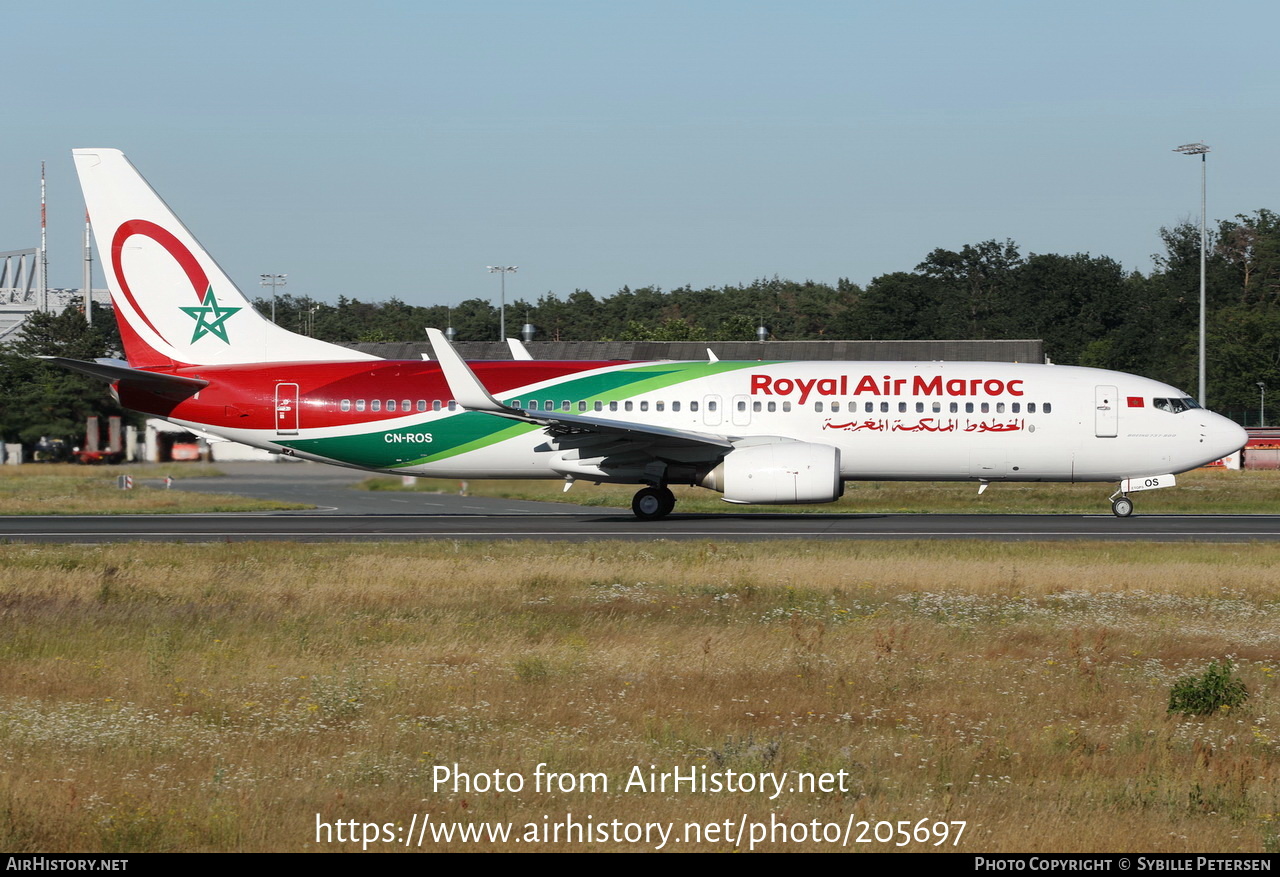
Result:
[4, 1, 1277, 311]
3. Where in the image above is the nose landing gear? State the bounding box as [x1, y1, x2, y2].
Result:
[1110, 494, 1134, 518]
[1108, 474, 1176, 517]
[632, 486, 676, 520]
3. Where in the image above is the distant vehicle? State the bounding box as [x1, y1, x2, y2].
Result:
[49, 148, 1247, 519]
[32, 436, 69, 463]
[73, 448, 125, 465]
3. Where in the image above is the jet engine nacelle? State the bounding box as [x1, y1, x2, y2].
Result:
[700, 441, 843, 504]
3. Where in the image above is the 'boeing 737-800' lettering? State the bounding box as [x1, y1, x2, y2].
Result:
[48, 149, 1248, 520]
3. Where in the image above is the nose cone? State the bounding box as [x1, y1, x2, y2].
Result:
[1207, 412, 1248, 461]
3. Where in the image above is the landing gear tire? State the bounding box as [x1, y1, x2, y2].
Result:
[1111, 496, 1134, 518]
[632, 486, 676, 521]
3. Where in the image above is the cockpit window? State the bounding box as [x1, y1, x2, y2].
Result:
[1153, 397, 1199, 413]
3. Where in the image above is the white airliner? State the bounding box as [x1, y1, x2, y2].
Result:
[51, 149, 1247, 520]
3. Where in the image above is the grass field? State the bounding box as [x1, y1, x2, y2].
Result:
[360, 468, 1280, 515]
[2, 539, 1278, 852]
[0, 465, 307, 515]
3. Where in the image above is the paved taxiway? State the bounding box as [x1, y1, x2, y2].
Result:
[0, 462, 1277, 543]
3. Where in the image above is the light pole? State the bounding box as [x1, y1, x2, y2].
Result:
[1174, 142, 1210, 406]
[1259, 381, 1266, 427]
[260, 273, 287, 323]
[487, 266, 517, 340]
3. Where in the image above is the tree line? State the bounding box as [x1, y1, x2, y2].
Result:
[4, 209, 1278, 445]
[263, 210, 1280, 423]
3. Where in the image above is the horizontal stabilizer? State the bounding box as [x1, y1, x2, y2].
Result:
[39, 356, 209, 389]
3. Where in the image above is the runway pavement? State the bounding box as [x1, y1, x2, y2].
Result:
[1, 461, 1277, 543]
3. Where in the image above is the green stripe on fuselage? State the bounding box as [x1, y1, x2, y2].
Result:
[499, 360, 767, 406]
[279, 413, 535, 469]
[279, 360, 775, 469]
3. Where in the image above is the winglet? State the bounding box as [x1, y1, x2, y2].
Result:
[707, 348, 719, 363]
[426, 328, 510, 413]
[507, 337, 534, 360]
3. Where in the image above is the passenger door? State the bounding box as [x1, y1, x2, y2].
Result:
[1095, 385, 1118, 438]
[275, 383, 300, 436]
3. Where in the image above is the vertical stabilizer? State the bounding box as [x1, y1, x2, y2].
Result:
[72, 149, 378, 368]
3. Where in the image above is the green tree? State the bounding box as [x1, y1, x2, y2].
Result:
[0, 305, 126, 445]
[916, 239, 1024, 339]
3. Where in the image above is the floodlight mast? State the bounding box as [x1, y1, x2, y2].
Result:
[259, 273, 287, 323]
[488, 266, 517, 341]
[1173, 142, 1210, 407]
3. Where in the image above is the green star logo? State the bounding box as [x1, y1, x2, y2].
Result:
[180, 286, 241, 344]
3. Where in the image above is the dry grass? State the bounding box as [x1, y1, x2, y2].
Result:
[0, 465, 306, 514]
[360, 468, 1280, 515]
[2, 540, 1280, 852]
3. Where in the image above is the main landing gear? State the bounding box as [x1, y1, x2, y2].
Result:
[632, 486, 676, 521]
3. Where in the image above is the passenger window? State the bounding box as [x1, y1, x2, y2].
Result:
[996, 402, 1005, 413]
[1027, 403, 1036, 414]
[980, 402, 989, 414]
[371, 400, 382, 412]
[640, 401, 649, 412]
[386, 400, 397, 412]
[432, 400, 442, 412]
[672, 401, 681, 412]
[767, 401, 776, 413]
[578, 401, 587, 412]
[609, 401, 618, 412]
[529, 400, 539, 410]
[880, 402, 889, 413]
[1011, 402, 1019, 413]
[417, 400, 427, 412]
[594, 401, 603, 412]
[355, 399, 366, 412]
[448, 401, 457, 411]
[1044, 402, 1052, 414]
[690, 401, 698, 412]
[932, 402, 941, 413]
[965, 403, 974, 414]
[950, 402, 958, 414]
[916, 402, 924, 413]
[898, 402, 907, 413]
[402, 399, 411, 411]
[340, 399, 351, 412]
[737, 401, 746, 412]
[561, 401, 570, 411]
[753, 401, 762, 412]
[708, 400, 717, 411]
[625, 401, 634, 412]
[815, 401, 824, 413]
[656, 402, 665, 412]
[782, 401, 791, 412]
[831, 401, 840, 413]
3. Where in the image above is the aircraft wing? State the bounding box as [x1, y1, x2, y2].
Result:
[426, 329, 733, 451]
[499, 407, 733, 449]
